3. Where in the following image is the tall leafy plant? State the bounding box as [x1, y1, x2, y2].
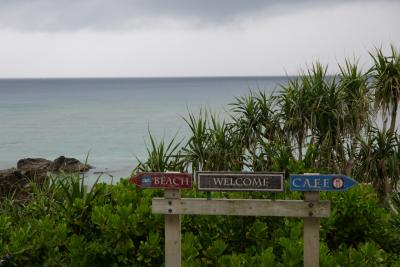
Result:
[355, 127, 399, 202]
[338, 59, 372, 175]
[277, 77, 310, 161]
[230, 92, 264, 167]
[133, 131, 184, 173]
[307, 63, 348, 172]
[182, 110, 243, 171]
[370, 45, 400, 134]
[181, 110, 210, 172]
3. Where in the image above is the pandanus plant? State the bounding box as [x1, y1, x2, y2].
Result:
[306, 63, 348, 172]
[181, 110, 209, 172]
[355, 127, 399, 203]
[133, 44, 399, 205]
[338, 59, 372, 175]
[206, 115, 243, 171]
[182, 110, 242, 172]
[133, 131, 184, 173]
[230, 91, 284, 171]
[277, 62, 349, 171]
[277, 76, 310, 162]
[370, 45, 400, 134]
[230, 93, 263, 158]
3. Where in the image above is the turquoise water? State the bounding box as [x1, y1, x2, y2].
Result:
[0, 77, 285, 182]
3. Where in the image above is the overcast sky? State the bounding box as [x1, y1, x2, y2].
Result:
[0, 0, 399, 78]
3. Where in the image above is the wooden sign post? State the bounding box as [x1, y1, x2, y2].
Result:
[303, 191, 320, 267]
[290, 174, 358, 267]
[131, 172, 357, 267]
[130, 172, 192, 267]
[151, 172, 330, 267]
[164, 189, 181, 267]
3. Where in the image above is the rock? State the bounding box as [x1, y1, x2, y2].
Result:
[0, 167, 23, 183]
[17, 158, 52, 171]
[17, 158, 52, 174]
[17, 158, 52, 185]
[0, 168, 25, 198]
[1, 156, 92, 199]
[51, 156, 92, 173]
[1, 156, 92, 200]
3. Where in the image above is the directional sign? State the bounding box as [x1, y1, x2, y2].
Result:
[290, 174, 358, 191]
[196, 171, 284, 192]
[129, 172, 192, 189]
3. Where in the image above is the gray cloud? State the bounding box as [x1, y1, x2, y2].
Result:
[0, 0, 374, 31]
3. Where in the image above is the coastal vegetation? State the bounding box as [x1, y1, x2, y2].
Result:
[1, 45, 400, 266]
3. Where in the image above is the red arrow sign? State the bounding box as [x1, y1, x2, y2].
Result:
[129, 172, 192, 189]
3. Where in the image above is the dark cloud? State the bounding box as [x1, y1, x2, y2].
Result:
[0, 0, 383, 31]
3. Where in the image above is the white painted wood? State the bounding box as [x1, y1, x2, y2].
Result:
[164, 190, 181, 267]
[304, 192, 320, 267]
[152, 198, 330, 218]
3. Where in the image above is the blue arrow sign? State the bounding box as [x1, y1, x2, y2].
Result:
[290, 174, 358, 192]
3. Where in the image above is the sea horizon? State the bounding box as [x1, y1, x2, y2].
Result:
[0, 75, 294, 80]
[0, 76, 287, 183]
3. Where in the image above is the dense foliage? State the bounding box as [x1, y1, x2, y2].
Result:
[1, 45, 400, 266]
[1, 175, 400, 266]
[134, 45, 400, 203]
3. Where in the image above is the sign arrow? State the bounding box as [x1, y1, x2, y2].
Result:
[290, 174, 358, 192]
[129, 172, 192, 189]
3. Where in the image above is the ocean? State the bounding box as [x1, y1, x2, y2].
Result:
[0, 77, 286, 183]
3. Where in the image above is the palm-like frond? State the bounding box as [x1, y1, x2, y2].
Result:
[355, 127, 399, 202]
[133, 130, 184, 173]
[370, 45, 400, 133]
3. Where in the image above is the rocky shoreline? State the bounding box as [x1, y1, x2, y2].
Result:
[0, 156, 92, 200]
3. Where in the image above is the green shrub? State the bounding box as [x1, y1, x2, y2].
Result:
[322, 184, 391, 250]
[1, 176, 399, 266]
[333, 242, 387, 267]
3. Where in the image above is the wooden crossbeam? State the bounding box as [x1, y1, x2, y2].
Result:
[152, 198, 330, 218]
